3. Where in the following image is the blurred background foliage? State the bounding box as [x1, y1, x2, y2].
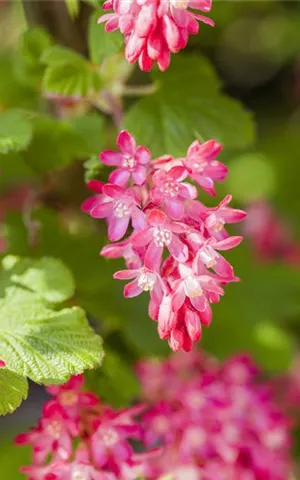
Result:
[0, 0, 300, 477]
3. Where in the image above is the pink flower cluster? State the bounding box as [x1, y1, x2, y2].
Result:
[82, 131, 246, 352]
[99, 0, 214, 71]
[138, 351, 292, 480]
[15, 375, 153, 480]
[243, 200, 300, 266]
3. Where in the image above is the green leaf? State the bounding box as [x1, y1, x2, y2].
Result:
[68, 113, 105, 154]
[88, 10, 123, 64]
[42, 46, 102, 97]
[2, 256, 75, 303]
[84, 155, 103, 182]
[20, 28, 52, 64]
[65, 0, 80, 19]
[41, 45, 87, 67]
[0, 152, 37, 189]
[0, 287, 104, 384]
[0, 441, 31, 479]
[0, 369, 28, 415]
[0, 110, 33, 154]
[124, 55, 255, 156]
[22, 115, 96, 173]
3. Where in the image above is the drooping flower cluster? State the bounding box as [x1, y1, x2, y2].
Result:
[82, 131, 246, 352]
[99, 0, 214, 71]
[243, 200, 300, 266]
[138, 351, 293, 480]
[15, 375, 153, 480]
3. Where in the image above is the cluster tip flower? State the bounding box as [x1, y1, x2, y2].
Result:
[98, 0, 215, 71]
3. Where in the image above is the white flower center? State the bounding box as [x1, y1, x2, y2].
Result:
[100, 428, 119, 447]
[46, 419, 62, 439]
[154, 227, 172, 247]
[72, 467, 88, 480]
[122, 155, 136, 169]
[183, 277, 202, 298]
[193, 158, 208, 173]
[114, 201, 130, 218]
[138, 272, 156, 291]
[161, 180, 179, 198]
[170, 0, 190, 9]
[199, 245, 217, 268]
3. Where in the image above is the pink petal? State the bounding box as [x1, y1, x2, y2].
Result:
[190, 294, 207, 312]
[180, 182, 198, 199]
[162, 15, 181, 53]
[90, 201, 113, 218]
[87, 180, 104, 193]
[117, 130, 136, 155]
[168, 166, 188, 182]
[100, 150, 122, 166]
[103, 183, 124, 198]
[213, 236, 243, 251]
[168, 235, 189, 263]
[221, 208, 247, 223]
[105, 16, 120, 32]
[158, 295, 176, 338]
[157, 47, 171, 72]
[172, 285, 186, 311]
[108, 215, 130, 241]
[81, 196, 99, 213]
[192, 12, 215, 27]
[168, 328, 185, 352]
[214, 256, 234, 277]
[171, 6, 189, 27]
[132, 165, 147, 185]
[199, 302, 212, 327]
[185, 309, 202, 342]
[124, 279, 143, 298]
[135, 145, 151, 165]
[132, 207, 147, 231]
[132, 228, 153, 247]
[165, 198, 185, 220]
[114, 269, 139, 280]
[97, 13, 115, 24]
[136, 3, 157, 37]
[139, 48, 155, 71]
[145, 241, 163, 270]
[147, 208, 167, 226]
[109, 168, 130, 186]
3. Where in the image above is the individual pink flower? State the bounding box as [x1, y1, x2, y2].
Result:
[203, 194, 247, 237]
[98, 0, 214, 72]
[151, 166, 197, 220]
[101, 238, 143, 269]
[100, 131, 151, 186]
[84, 184, 147, 241]
[132, 209, 189, 269]
[15, 403, 74, 465]
[183, 139, 227, 195]
[113, 265, 165, 301]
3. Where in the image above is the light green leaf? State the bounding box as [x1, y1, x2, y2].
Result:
[124, 55, 255, 156]
[20, 28, 52, 64]
[2, 256, 75, 303]
[0, 287, 104, 384]
[43, 63, 102, 97]
[65, 0, 80, 19]
[42, 45, 102, 97]
[88, 10, 123, 64]
[0, 110, 33, 154]
[41, 45, 87, 67]
[0, 369, 28, 415]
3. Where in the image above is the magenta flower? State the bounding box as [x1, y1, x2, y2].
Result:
[101, 238, 143, 269]
[183, 139, 227, 195]
[132, 209, 188, 269]
[100, 131, 151, 187]
[99, 0, 214, 71]
[113, 266, 165, 300]
[151, 166, 197, 220]
[204, 194, 247, 238]
[85, 184, 146, 242]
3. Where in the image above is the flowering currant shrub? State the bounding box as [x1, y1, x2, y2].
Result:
[17, 352, 293, 479]
[1, 0, 300, 478]
[82, 131, 246, 352]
